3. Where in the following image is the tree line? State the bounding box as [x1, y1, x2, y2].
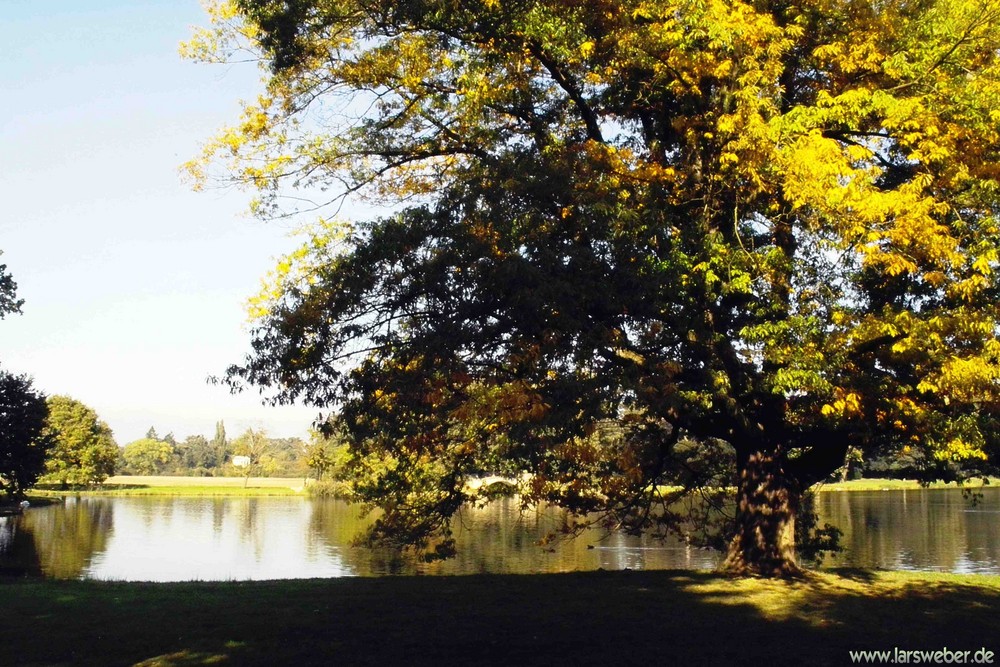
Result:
[120, 423, 321, 479]
[0, 254, 348, 500]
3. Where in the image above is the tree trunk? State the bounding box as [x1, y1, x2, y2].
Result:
[721, 448, 802, 577]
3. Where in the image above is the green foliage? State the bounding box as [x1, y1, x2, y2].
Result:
[0, 257, 50, 499]
[0, 369, 52, 499]
[0, 251, 23, 319]
[230, 427, 276, 480]
[305, 423, 351, 480]
[41, 396, 118, 488]
[122, 438, 175, 476]
[172, 434, 217, 473]
[211, 420, 229, 471]
[190, 0, 1000, 572]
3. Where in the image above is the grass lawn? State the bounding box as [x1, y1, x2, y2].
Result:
[2, 569, 998, 666]
[30, 476, 309, 498]
[816, 478, 1000, 492]
[29, 476, 998, 500]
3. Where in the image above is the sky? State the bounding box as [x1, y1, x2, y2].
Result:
[0, 1, 329, 444]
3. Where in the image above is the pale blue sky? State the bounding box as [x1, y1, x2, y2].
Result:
[1, 1, 325, 444]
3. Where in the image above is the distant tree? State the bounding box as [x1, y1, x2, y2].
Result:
[0, 369, 53, 499]
[305, 426, 351, 481]
[122, 438, 174, 476]
[211, 420, 228, 470]
[266, 436, 308, 476]
[145, 426, 159, 441]
[175, 434, 216, 472]
[41, 396, 118, 488]
[231, 427, 273, 486]
[162, 432, 177, 446]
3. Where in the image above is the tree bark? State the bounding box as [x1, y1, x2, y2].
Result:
[721, 448, 803, 577]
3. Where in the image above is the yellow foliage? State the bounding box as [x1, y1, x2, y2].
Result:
[188, 0, 1000, 485]
[821, 389, 863, 418]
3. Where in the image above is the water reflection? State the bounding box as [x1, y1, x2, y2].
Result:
[1, 488, 998, 581]
[0, 497, 112, 578]
[815, 487, 1000, 573]
[85, 498, 351, 581]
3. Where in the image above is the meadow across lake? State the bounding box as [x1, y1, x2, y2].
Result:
[1, 569, 999, 666]
[27, 474, 1000, 498]
[30, 475, 310, 497]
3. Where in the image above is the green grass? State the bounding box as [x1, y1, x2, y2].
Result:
[816, 478, 999, 492]
[28, 475, 999, 500]
[30, 476, 308, 498]
[1, 570, 998, 666]
[59, 485, 300, 497]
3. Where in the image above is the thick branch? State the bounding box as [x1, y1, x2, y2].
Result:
[527, 43, 604, 143]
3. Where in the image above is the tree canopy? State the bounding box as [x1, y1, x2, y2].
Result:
[0, 256, 50, 500]
[41, 396, 118, 488]
[189, 0, 1000, 575]
[0, 251, 24, 320]
[122, 438, 174, 476]
[0, 370, 52, 500]
[231, 427, 278, 483]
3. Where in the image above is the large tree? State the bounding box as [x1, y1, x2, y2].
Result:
[41, 396, 118, 488]
[188, 0, 1000, 575]
[0, 254, 50, 499]
[0, 370, 52, 500]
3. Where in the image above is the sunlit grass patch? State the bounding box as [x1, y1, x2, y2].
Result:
[816, 478, 1000, 492]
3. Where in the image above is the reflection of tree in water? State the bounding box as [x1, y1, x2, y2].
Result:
[817, 488, 1000, 572]
[133, 497, 176, 531]
[236, 499, 266, 562]
[962, 505, 1000, 572]
[211, 497, 226, 534]
[0, 517, 13, 553]
[0, 515, 43, 576]
[438, 499, 591, 575]
[17, 498, 113, 578]
[306, 497, 711, 575]
[306, 500, 404, 575]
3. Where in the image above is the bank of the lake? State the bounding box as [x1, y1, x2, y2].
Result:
[1, 569, 998, 666]
[816, 478, 1000, 492]
[29, 475, 309, 497]
[25, 475, 999, 500]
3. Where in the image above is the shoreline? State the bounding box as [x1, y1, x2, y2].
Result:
[22, 475, 997, 499]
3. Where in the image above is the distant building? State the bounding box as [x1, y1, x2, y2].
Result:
[232, 455, 251, 468]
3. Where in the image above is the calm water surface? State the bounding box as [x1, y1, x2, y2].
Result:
[1, 488, 997, 580]
[815, 487, 1000, 574]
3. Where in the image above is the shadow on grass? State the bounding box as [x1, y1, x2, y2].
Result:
[1, 570, 998, 666]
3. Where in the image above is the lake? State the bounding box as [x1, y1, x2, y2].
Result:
[1, 487, 998, 580]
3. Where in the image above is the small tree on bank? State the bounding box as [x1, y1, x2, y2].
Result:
[231, 427, 274, 486]
[189, 0, 1000, 575]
